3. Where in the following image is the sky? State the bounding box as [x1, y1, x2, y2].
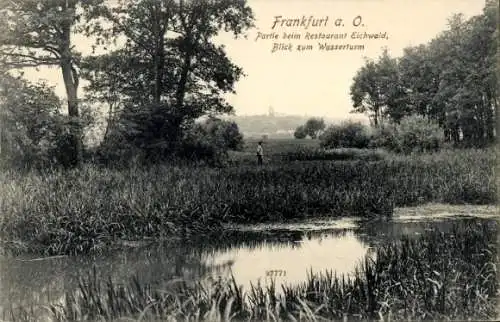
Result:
[22, 0, 486, 120]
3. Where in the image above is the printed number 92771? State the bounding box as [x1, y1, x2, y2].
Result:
[266, 270, 287, 277]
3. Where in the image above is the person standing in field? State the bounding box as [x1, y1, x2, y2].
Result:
[256, 141, 264, 165]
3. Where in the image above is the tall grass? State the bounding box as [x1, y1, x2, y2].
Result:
[7, 222, 498, 321]
[0, 148, 495, 255]
[280, 147, 387, 162]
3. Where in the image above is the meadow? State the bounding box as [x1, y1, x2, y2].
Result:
[7, 221, 498, 321]
[0, 139, 496, 256]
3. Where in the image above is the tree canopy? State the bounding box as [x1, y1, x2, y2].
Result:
[81, 0, 254, 158]
[0, 0, 107, 166]
[350, 1, 498, 146]
[0, 0, 255, 165]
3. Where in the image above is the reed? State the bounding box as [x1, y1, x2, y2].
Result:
[0, 148, 495, 255]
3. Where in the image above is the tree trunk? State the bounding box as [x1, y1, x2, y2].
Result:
[491, 96, 498, 140]
[373, 106, 379, 127]
[451, 126, 460, 144]
[443, 127, 451, 142]
[0, 119, 2, 156]
[152, 2, 166, 104]
[103, 101, 116, 141]
[176, 52, 192, 111]
[483, 88, 496, 141]
[60, 17, 82, 167]
[476, 103, 485, 143]
[153, 49, 164, 104]
[497, 2, 500, 140]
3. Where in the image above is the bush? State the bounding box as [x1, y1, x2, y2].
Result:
[304, 117, 326, 139]
[294, 125, 307, 139]
[0, 75, 67, 169]
[371, 115, 444, 153]
[179, 117, 244, 164]
[319, 121, 371, 149]
[116, 102, 184, 159]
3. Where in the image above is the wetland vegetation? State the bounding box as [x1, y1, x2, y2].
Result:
[0, 146, 495, 255]
[4, 219, 497, 321]
[0, 0, 498, 320]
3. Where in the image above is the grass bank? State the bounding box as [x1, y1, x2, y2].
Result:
[8, 222, 498, 321]
[229, 139, 386, 165]
[0, 148, 496, 255]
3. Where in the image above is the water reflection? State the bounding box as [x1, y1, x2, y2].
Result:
[0, 214, 496, 315]
[203, 230, 369, 290]
[355, 216, 497, 247]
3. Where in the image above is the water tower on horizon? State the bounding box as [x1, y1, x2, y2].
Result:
[268, 105, 275, 117]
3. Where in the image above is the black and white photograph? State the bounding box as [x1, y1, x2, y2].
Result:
[0, 0, 498, 320]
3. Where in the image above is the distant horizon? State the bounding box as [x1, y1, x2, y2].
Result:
[221, 112, 370, 139]
[225, 111, 368, 121]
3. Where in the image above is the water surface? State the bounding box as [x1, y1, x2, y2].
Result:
[0, 205, 497, 315]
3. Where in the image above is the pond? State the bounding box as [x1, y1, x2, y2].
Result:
[0, 204, 498, 317]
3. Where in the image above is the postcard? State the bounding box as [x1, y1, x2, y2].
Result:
[0, 0, 497, 320]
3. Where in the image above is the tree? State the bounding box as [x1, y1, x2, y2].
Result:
[0, 0, 106, 166]
[424, 8, 497, 145]
[294, 125, 307, 139]
[350, 1, 497, 146]
[397, 45, 440, 120]
[83, 0, 254, 158]
[350, 48, 401, 127]
[303, 117, 325, 139]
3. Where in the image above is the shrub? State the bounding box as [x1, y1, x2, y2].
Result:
[52, 104, 97, 168]
[294, 125, 307, 139]
[0, 75, 69, 169]
[304, 117, 325, 139]
[116, 102, 184, 160]
[180, 117, 244, 164]
[206, 118, 244, 151]
[319, 121, 371, 149]
[372, 115, 444, 153]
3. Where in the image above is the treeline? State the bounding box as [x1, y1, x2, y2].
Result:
[0, 0, 254, 169]
[350, 0, 498, 147]
[226, 114, 322, 137]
